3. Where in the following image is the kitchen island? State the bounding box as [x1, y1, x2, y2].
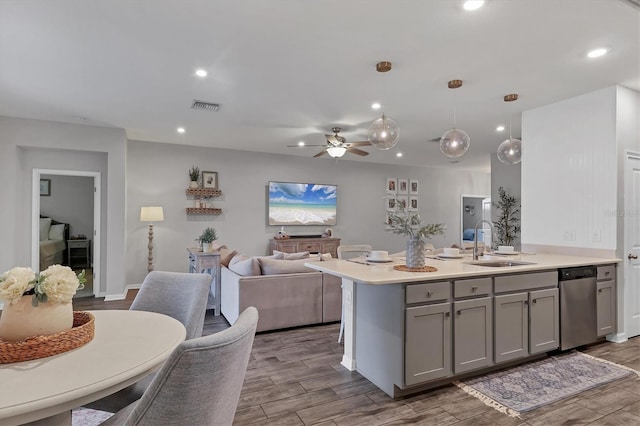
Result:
[305, 252, 619, 397]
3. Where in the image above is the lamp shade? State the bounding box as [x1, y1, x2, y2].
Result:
[140, 206, 164, 222]
[326, 146, 347, 158]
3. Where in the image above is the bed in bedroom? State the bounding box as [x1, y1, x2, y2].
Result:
[39, 216, 70, 270]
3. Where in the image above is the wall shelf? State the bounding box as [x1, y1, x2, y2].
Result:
[185, 188, 222, 197]
[186, 188, 222, 215]
[186, 207, 222, 215]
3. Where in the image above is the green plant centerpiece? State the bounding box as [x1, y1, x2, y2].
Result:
[198, 227, 217, 252]
[189, 166, 200, 188]
[386, 199, 445, 268]
[493, 186, 521, 248]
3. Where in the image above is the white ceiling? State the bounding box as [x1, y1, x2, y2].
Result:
[1, 0, 638, 172]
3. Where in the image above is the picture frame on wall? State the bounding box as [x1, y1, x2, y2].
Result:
[201, 171, 218, 189]
[410, 179, 419, 194]
[398, 178, 408, 195]
[387, 197, 396, 211]
[40, 179, 51, 196]
[397, 195, 409, 211]
[385, 212, 393, 228]
[409, 196, 419, 211]
[386, 177, 397, 193]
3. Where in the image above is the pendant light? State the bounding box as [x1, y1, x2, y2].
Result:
[440, 79, 470, 158]
[368, 61, 400, 150]
[497, 93, 522, 165]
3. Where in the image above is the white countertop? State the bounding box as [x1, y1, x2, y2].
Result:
[305, 253, 619, 285]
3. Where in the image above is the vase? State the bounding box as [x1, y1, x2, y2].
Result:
[202, 242, 212, 252]
[0, 295, 73, 342]
[189, 181, 199, 189]
[406, 237, 426, 268]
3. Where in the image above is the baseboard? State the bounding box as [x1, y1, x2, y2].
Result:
[607, 332, 628, 343]
[104, 283, 141, 301]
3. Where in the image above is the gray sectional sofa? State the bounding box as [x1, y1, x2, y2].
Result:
[220, 251, 342, 332]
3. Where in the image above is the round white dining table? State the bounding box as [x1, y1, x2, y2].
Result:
[0, 310, 186, 425]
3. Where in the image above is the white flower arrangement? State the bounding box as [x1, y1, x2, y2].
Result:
[0, 265, 85, 306]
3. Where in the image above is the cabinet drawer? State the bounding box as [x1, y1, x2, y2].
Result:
[494, 271, 557, 293]
[298, 242, 321, 252]
[454, 277, 492, 298]
[406, 281, 450, 304]
[597, 265, 615, 281]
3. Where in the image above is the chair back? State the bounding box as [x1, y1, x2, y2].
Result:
[131, 271, 211, 340]
[119, 307, 258, 426]
[337, 244, 373, 260]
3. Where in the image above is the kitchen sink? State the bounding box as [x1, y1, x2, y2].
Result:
[464, 260, 537, 267]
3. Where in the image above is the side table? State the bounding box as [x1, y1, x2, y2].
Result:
[187, 248, 221, 316]
[67, 239, 91, 269]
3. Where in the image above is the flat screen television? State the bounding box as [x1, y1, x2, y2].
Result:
[268, 181, 337, 226]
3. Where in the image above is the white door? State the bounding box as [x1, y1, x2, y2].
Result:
[623, 153, 640, 338]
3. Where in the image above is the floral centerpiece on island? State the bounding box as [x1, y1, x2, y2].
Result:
[0, 265, 86, 342]
[386, 199, 445, 268]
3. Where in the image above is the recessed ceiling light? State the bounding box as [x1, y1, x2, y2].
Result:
[297, 141, 305, 147]
[177, 127, 186, 134]
[396, 152, 403, 158]
[195, 69, 208, 77]
[371, 102, 381, 110]
[496, 125, 505, 132]
[463, 1, 485, 11]
[587, 48, 609, 59]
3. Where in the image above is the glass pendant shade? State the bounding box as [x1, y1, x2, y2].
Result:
[439, 128, 470, 158]
[326, 146, 347, 158]
[497, 137, 522, 165]
[368, 114, 400, 150]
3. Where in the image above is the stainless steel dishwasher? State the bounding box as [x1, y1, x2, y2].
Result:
[559, 266, 597, 350]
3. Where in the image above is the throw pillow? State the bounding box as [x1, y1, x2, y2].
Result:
[211, 242, 227, 251]
[39, 218, 52, 241]
[273, 250, 310, 260]
[218, 248, 238, 267]
[258, 257, 314, 275]
[48, 224, 66, 241]
[228, 254, 261, 276]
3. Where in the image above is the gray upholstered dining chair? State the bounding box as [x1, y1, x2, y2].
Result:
[86, 271, 212, 412]
[99, 306, 259, 426]
[336, 244, 372, 343]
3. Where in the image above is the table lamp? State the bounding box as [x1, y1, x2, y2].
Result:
[140, 206, 164, 273]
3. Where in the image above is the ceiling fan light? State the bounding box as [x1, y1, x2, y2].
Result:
[440, 128, 470, 158]
[326, 146, 347, 158]
[368, 114, 400, 150]
[497, 137, 522, 165]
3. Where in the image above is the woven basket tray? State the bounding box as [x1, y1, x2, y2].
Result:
[393, 265, 438, 273]
[0, 311, 95, 364]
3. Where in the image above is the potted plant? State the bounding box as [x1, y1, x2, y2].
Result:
[492, 186, 521, 249]
[386, 198, 445, 268]
[198, 227, 217, 252]
[189, 166, 200, 189]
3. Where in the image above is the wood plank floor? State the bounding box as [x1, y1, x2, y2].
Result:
[74, 295, 640, 425]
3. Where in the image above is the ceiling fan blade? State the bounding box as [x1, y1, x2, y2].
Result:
[345, 141, 371, 147]
[428, 137, 442, 142]
[325, 135, 341, 146]
[313, 150, 328, 158]
[286, 144, 327, 147]
[346, 147, 369, 156]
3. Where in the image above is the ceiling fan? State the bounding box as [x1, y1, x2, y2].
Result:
[288, 127, 371, 158]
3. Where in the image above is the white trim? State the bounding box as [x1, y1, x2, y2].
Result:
[32, 169, 101, 297]
[104, 284, 142, 301]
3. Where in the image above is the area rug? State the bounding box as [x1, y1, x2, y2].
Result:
[72, 407, 113, 425]
[454, 351, 639, 418]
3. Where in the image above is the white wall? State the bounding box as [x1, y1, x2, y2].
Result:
[0, 116, 127, 296]
[126, 140, 491, 286]
[40, 174, 94, 238]
[521, 86, 618, 252]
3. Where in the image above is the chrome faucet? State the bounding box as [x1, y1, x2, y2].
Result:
[473, 220, 495, 260]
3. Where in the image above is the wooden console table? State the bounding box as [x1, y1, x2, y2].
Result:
[270, 237, 341, 258]
[187, 248, 221, 316]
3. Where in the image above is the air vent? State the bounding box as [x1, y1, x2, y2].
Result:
[191, 100, 221, 111]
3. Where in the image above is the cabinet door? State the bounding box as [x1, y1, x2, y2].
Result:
[494, 292, 528, 363]
[597, 281, 616, 336]
[454, 297, 493, 374]
[405, 302, 451, 386]
[529, 288, 559, 354]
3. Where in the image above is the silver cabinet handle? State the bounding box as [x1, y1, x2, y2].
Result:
[598, 288, 603, 293]
[426, 291, 432, 298]
[457, 310, 461, 316]
[629, 254, 638, 260]
[471, 286, 478, 292]
[532, 299, 537, 304]
[445, 312, 450, 318]
[524, 300, 529, 306]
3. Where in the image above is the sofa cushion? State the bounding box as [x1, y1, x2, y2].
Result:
[273, 250, 310, 260]
[218, 248, 238, 267]
[211, 242, 228, 251]
[228, 254, 261, 276]
[258, 257, 315, 275]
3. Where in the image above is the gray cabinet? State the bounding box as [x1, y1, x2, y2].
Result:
[494, 292, 528, 363]
[597, 265, 616, 336]
[405, 302, 451, 386]
[529, 288, 559, 354]
[453, 297, 493, 374]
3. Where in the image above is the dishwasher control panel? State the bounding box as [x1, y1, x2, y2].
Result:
[559, 266, 596, 281]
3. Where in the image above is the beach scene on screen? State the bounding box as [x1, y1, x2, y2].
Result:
[269, 182, 337, 225]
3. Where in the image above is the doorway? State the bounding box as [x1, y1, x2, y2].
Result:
[461, 195, 491, 248]
[622, 152, 640, 339]
[31, 169, 101, 297]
